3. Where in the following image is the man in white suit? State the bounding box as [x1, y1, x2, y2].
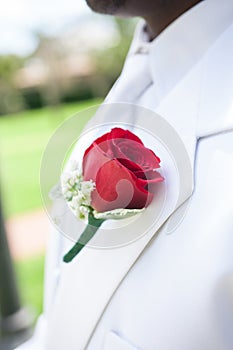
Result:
[17, 0, 233, 349]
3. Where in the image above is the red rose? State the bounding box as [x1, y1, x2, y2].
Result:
[83, 128, 164, 212]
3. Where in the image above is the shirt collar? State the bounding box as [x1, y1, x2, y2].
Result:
[129, 0, 233, 99]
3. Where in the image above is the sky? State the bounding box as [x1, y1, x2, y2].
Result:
[0, 0, 93, 56]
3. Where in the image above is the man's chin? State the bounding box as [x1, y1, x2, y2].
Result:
[86, 0, 125, 15]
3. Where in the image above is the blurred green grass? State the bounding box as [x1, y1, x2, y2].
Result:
[0, 99, 101, 217]
[0, 99, 101, 320]
[15, 255, 45, 319]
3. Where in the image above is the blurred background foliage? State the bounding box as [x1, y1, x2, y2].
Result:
[0, 7, 136, 327]
[0, 18, 135, 116]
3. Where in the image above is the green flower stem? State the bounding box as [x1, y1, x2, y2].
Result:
[63, 212, 105, 263]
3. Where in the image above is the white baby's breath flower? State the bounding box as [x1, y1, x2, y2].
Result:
[79, 205, 89, 220]
[68, 176, 76, 187]
[70, 195, 80, 210]
[81, 180, 95, 205]
[61, 173, 73, 184]
[59, 166, 96, 221]
[64, 190, 73, 201]
[81, 180, 95, 193]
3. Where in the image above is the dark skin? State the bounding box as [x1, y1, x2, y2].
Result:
[86, 0, 203, 39]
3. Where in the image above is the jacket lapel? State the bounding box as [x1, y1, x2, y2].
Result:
[45, 59, 205, 350]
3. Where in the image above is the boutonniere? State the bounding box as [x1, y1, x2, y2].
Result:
[61, 127, 164, 263]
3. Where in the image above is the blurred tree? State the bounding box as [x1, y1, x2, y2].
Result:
[0, 55, 23, 81]
[0, 55, 25, 115]
[0, 17, 136, 116]
[92, 18, 136, 96]
[33, 33, 64, 107]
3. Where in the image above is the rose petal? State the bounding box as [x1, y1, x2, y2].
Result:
[109, 128, 144, 145]
[117, 157, 144, 173]
[83, 143, 110, 182]
[91, 159, 153, 212]
[82, 128, 164, 212]
[108, 128, 144, 158]
[112, 139, 161, 171]
[83, 131, 109, 160]
[134, 169, 164, 181]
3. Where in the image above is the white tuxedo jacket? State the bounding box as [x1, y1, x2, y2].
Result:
[17, 1, 233, 349]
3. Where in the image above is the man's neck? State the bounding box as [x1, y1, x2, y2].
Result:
[144, 0, 202, 40]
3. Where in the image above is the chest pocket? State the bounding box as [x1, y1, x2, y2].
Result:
[104, 331, 142, 350]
